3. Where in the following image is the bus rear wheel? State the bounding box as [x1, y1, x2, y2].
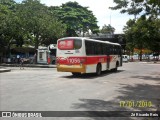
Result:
[72, 72, 81, 76]
[96, 64, 102, 75]
[113, 62, 118, 72]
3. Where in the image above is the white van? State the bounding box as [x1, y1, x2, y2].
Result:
[122, 55, 128, 62]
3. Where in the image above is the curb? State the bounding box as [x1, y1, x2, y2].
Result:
[0, 64, 57, 68]
[0, 69, 11, 73]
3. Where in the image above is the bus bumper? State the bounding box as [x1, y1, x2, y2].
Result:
[57, 65, 86, 73]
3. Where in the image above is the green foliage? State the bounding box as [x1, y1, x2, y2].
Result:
[0, 0, 67, 59]
[147, 18, 160, 52]
[0, 0, 66, 52]
[0, 0, 18, 47]
[111, 0, 160, 59]
[123, 19, 135, 54]
[17, 0, 66, 48]
[0, 0, 99, 59]
[100, 24, 115, 34]
[50, 1, 99, 36]
[124, 17, 160, 60]
[110, 0, 160, 19]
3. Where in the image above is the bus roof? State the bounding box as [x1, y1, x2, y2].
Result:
[58, 37, 121, 46]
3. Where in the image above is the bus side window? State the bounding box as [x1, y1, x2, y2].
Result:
[96, 42, 102, 55]
[102, 44, 106, 55]
[91, 42, 95, 55]
[94, 42, 98, 55]
[85, 40, 95, 55]
[118, 46, 121, 55]
[116, 46, 119, 55]
[74, 39, 82, 49]
[85, 40, 90, 55]
[109, 45, 113, 55]
[113, 46, 115, 55]
[112, 45, 115, 55]
[106, 44, 109, 55]
[114, 46, 117, 55]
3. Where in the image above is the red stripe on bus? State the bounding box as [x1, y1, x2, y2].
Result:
[57, 56, 113, 65]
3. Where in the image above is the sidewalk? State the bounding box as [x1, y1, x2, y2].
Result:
[0, 63, 57, 73]
[0, 61, 159, 73]
[0, 67, 11, 73]
[138, 61, 160, 64]
[130, 59, 160, 64]
[0, 63, 56, 68]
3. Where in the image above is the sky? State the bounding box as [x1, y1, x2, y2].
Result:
[15, 0, 134, 34]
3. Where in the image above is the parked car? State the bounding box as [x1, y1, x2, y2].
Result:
[122, 55, 129, 62]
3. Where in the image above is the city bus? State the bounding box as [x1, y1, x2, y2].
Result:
[56, 37, 122, 76]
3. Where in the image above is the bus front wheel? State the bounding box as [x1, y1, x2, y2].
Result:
[96, 64, 102, 75]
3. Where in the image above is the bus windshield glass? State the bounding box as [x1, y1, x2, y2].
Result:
[58, 39, 82, 50]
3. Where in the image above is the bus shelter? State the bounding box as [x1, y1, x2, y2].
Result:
[37, 44, 57, 64]
[37, 47, 49, 64]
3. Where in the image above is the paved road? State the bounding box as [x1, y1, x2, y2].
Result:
[0, 62, 160, 120]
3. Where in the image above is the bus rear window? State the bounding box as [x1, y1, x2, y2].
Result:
[58, 39, 82, 50]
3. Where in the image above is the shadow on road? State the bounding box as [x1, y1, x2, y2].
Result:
[72, 99, 134, 120]
[60, 70, 125, 79]
[131, 75, 160, 82]
[72, 84, 160, 120]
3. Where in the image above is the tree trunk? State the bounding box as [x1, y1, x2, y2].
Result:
[140, 48, 142, 61]
[34, 35, 39, 64]
[82, 26, 85, 37]
[7, 44, 11, 58]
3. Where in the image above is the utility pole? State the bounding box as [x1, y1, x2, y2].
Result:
[110, 13, 111, 26]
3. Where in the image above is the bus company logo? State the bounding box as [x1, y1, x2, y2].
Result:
[59, 40, 73, 49]
[58, 57, 68, 61]
[66, 41, 72, 47]
[2, 112, 11, 117]
[59, 41, 66, 47]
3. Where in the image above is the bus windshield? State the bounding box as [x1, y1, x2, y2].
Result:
[58, 39, 82, 50]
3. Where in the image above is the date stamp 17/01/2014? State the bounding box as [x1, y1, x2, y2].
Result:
[119, 100, 153, 108]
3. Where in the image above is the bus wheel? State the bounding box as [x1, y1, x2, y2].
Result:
[96, 64, 102, 75]
[114, 62, 118, 72]
[72, 72, 81, 76]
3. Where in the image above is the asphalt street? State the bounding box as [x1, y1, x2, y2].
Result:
[0, 62, 160, 120]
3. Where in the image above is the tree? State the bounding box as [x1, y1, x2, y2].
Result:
[17, 0, 66, 48]
[100, 24, 115, 34]
[123, 19, 136, 56]
[124, 16, 160, 61]
[147, 18, 160, 54]
[0, 0, 66, 62]
[125, 17, 151, 61]
[111, 0, 160, 60]
[0, 0, 20, 57]
[50, 1, 99, 36]
[110, 0, 160, 19]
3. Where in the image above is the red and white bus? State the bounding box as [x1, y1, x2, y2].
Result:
[56, 37, 122, 75]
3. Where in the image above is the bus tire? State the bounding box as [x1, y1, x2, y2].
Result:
[72, 72, 81, 76]
[114, 62, 119, 72]
[96, 64, 102, 75]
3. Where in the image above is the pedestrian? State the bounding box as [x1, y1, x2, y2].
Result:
[131, 57, 133, 62]
[17, 55, 20, 64]
[34, 53, 37, 64]
[20, 58, 24, 69]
